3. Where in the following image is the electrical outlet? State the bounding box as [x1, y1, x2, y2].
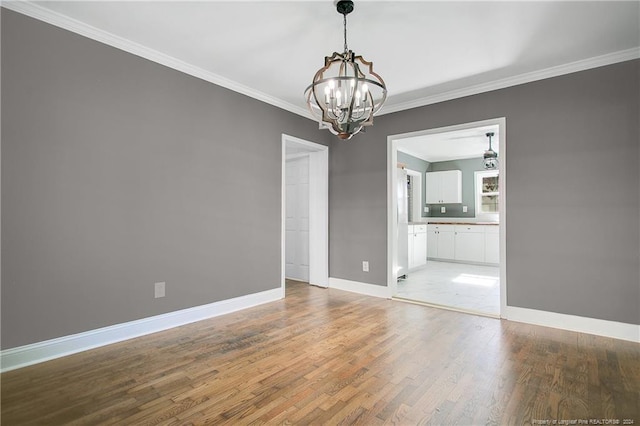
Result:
[462, 205, 468, 213]
[362, 261, 369, 272]
[154, 282, 166, 298]
[424, 206, 429, 213]
[441, 206, 446, 213]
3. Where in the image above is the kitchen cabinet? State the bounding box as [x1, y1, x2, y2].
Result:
[425, 170, 462, 204]
[428, 223, 499, 264]
[454, 225, 484, 263]
[408, 224, 427, 269]
[484, 225, 500, 264]
[427, 224, 455, 260]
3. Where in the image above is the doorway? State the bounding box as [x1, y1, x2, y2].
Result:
[387, 118, 506, 317]
[281, 134, 329, 293]
[285, 155, 310, 282]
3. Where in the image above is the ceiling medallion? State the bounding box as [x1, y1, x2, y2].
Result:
[304, 0, 387, 140]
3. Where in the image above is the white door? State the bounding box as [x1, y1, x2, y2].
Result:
[425, 173, 441, 204]
[413, 230, 427, 267]
[285, 157, 310, 281]
[427, 229, 438, 258]
[485, 227, 500, 264]
[455, 229, 485, 263]
[440, 170, 462, 203]
[437, 229, 456, 260]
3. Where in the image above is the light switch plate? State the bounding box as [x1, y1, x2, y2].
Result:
[441, 206, 446, 213]
[424, 206, 429, 213]
[462, 205, 468, 213]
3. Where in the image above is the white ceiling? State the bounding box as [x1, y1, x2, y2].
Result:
[7, 1, 640, 120]
[397, 124, 499, 163]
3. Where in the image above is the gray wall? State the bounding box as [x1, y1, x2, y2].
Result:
[427, 157, 485, 218]
[330, 60, 639, 325]
[1, 10, 330, 349]
[397, 151, 430, 218]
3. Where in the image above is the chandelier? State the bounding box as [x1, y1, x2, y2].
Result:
[483, 132, 499, 170]
[304, 0, 387, 140]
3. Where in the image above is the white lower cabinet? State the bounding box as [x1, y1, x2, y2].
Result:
[409, 225, 427, 269]
[427, 229, 437, 258]
[428, 224, 499, 264]
[454, 225, 485, 263]
[408, 225, 414, 269]
[408, 224, 428, 269]
[413, 225, 427, 268]
[426, 224, 455, 260]
[484, 226, 500, 264]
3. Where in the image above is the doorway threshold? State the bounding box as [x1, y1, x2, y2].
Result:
[391, 296, 500, 319]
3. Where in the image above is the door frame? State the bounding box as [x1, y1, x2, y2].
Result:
[281, 134, 329, 293]
[386, 118, 507, 317]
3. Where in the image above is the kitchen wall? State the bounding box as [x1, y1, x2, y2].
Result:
[397, 151, 430, 218]
[330, 59, 639, 326]
[1, 10, 330, 349]
[427, 157, 485, 219]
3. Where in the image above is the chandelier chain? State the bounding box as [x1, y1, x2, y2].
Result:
[343, 14, 348, 53]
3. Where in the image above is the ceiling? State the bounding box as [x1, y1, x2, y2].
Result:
[397, 124, 499, 163]
[7, 1, 639, 121]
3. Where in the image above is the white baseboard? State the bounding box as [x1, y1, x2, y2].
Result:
[3, 285, 635, 373]
[329, 277, 391, 299]
[504, 306, 639, 343]
[0, 287, 284, 372]
[328, 277, 637, 342]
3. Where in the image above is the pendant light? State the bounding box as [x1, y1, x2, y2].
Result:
[304, 0, 387, 140]
[483, 132, 499, 170]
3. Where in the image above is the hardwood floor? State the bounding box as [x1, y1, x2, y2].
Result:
[2, 280, 639, 425]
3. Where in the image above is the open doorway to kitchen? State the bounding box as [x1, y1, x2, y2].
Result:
[387, 118, 506, 318]
[282, 135, 328, 294]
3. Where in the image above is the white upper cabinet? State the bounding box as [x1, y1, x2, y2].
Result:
[425, 170, 462, 204]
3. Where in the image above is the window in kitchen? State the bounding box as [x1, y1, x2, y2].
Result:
[475, 170, 499, 220]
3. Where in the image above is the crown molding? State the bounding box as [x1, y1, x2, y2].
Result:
[4, 1, 638, 120]
[379, 47, 640, 115]
[2, 1, 312, 119]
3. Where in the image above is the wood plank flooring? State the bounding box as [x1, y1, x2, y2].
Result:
[2, 280, 639, 425]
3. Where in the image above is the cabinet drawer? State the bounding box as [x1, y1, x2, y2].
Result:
[413, 224, 427, 233]
[427, 224, 455, 232]
[455, 225, 484, 233]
